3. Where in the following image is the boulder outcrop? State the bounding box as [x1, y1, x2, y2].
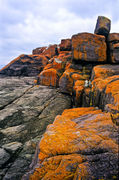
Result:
[59, 39, 72, 51]
[0, 16, 119, 180]
[94, 16, 111, 37]
[0, 54, 48, 76]
[72, 33, 106, 62]
[108, 33, 119, 63]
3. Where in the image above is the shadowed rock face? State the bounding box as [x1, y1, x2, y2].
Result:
[22, 107, 118, 180]
[108, 33, 119, 63]
[0, 54, 48, 77]
[0, 77, 72, 180]
[94, 16, 111, 37]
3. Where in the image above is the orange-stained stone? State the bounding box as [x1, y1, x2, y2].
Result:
[28, 107, 118, 179]
[59, 39, 72, 51]
[0, 54, 48, 76]
[32, 47, 47, 55]
[38, 68, 59, 87]
[73, 80, 85, 106]
[91, 65, 119, 80]
[59, 68, 83, 95]
[72, 33, 106, 62]
[41, 44, 58, 58]
[108, 33, 119, 63]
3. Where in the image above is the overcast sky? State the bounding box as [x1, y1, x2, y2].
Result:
[0, 0, 119, 67]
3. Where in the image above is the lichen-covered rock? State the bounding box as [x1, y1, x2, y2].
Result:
[59, 64, 92, 103]
[59, 68, 82, 95]
[94, 16, 111, 37]
[91, 64, 119, 80]
[91, 65, 119, 124]
[72, 33, 106, 62]
[59, 39, 72, 51]
[0, 54, 48, 76]
[38, 68, 60, 87]
[108, 33, 119, 63]
[32, 47, 47, 55]
[23, 107, 118, 180]
[41, 44, 58, 58]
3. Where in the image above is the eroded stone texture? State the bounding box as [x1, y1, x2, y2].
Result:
[94, 16, 111, 37]
[59, 63, 93, 106]
[72, 33, 106, 62]
[41, 44, 58, 58]
[37, 52, 72, 87]
[59, 39, 72, 51]
[32, 47, 47, 55]
[91, 65, 119, 125]
[0, 77, 72, 179]
[108, 33, 119, 63]
[23, 107, 118, 180]
[0, 54, 48, 76]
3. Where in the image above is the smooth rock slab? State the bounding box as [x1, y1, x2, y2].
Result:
[0, 77, 72, 179]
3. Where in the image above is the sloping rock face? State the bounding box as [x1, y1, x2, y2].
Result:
[0, 77, 72, 180]
[0, 54, 48, 76]
[23, 107, 118, 180]
[33, 45, 58, 59]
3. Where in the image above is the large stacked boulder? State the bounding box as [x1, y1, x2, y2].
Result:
[33, 44, 58, 59]
[32, 47, 47, 55]
[91, 65, 119, 125]
[72, 33, 106, 62]
[108, 33, 119, 63]
[94, 16, 111, 37]
[59, 39, 72, 51]
[0, 54, 48, 76]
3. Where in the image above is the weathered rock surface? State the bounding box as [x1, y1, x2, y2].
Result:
[91, 65, 119, 124]
[0, 54, 48, 76]
[32, 47, 47, 55]
[23, 107, 118, 180]
[108, 33, 119, 63]
[72, 33, 106, 62]
[0, 77, 72, 179]
[0, 16, 119, 180]
[59, 39, 72, 51]
[94, 16, 111, 37]
[37, 52, 72, 87]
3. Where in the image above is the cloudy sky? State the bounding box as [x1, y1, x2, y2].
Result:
[0, 0, 119, 68]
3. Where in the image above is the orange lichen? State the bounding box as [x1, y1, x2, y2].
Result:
[29, 107, 118, 179]
[38, 68, 59, 87]
[0, 54, 48, 72]
[72, 33, 106, 62]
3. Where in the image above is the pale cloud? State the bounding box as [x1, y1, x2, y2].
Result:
[0, 0, 119, 66]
